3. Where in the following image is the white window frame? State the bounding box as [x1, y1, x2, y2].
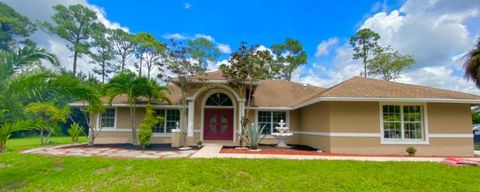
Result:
[97, 107, 117, 129]
[153, 108, 181, 135]
[255, 110, 290, 135]
[380, 103, 429, 145]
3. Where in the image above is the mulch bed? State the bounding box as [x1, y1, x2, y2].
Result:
[220, 144, 475, 158]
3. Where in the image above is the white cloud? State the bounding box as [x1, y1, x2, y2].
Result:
[194, 34, 215, 42]
[217, 43, 232, 54]
[206, 59, 228, 72]
[295, 0, 480, 95]
[315, 37, 338, 57]
[184, 2, 192, 10]
[163, 33, 189, 40]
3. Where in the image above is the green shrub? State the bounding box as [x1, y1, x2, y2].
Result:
[138, 105, 162, 149]
[68, 123, 84, 143]
[406, 146, 417, 156]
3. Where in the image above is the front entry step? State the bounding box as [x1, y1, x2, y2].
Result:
[203, 140, 236, 147]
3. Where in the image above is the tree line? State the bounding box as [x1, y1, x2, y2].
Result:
[0, 2, 429, 150]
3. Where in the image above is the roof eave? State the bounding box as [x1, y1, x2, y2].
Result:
[292, 96, 480, 110]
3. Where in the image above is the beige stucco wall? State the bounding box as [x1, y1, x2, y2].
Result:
[427, 103, 472, 134]
[296, 101, 474, 156]
[329, 102, 379, 133]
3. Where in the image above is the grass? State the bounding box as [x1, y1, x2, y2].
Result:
[1, 137, 479, 191]
[6, 136, 87, 152]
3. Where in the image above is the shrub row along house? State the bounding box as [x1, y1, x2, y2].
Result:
[72, 71, 480, 156]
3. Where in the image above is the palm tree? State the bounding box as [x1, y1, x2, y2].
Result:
[107, 72, 154, 145]
[464, 38, 480, 88]
[0, 47, 101, 150]
[0, 45, 59, 80]
[0, 121, 33, 152]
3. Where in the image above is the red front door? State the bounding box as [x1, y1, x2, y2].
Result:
[204, 108, 234, 140]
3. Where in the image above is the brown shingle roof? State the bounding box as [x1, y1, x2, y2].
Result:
[251, 80, 325, 107]
[78, 74, 479, 107]
[190, 71, 226, 81]
[316, 76, 480, 99]
[71, 84, 183, 106]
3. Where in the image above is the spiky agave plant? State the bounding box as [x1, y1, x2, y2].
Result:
[240, 123, 267, 150]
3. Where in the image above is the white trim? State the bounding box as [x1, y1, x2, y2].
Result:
[291, 131, 473, 139]
[293, 131, 380, 137]
[246, 107, 291, 110]
[101, 128, 129, 132]
[429, 134, 473, 138]
[293, 97, 480, 109]
[190, 84, 242, 103]
[380, 103, 430, 145]
[152, 133, 172, 138]
[72, 97, 480, 110]
[200, 89, 238, 142]
[171, 78, 260, 85]
[70, 103, 183, 108]
[187, 100, 195, 137]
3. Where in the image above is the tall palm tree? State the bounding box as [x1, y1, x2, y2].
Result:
[107, 72, 157, 145]
[464, 38, 480, 88]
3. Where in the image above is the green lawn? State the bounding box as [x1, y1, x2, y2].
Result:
[1, 138, 479, 191]
[5, 136, 87, 152]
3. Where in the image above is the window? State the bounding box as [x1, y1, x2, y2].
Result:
[205, 93, 233, 106]
[382, 104, 425, 141]
[100, 108, 116, 128]
[257, 111, 287, 134]
[153, 109, 180, 133]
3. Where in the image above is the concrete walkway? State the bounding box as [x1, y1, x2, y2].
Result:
[190, 144, 223, 158]
[191, 146, 480, 162]
[22, 145, 197, 159]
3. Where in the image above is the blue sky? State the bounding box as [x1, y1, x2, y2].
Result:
[89, 0, 402, 66]
[3, 0, 480, 93]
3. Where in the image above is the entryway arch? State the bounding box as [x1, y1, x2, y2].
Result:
[201, 89, 237, 142]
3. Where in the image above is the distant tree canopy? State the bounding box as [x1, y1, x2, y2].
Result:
[271, 38, 307, 81]
[43, 4, 98, 75]
[0, 2, 36, 51]
[368, 47, 415, 81]
[351, 28, 414, 80]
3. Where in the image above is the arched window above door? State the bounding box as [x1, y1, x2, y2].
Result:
[205, 93, 233, 106]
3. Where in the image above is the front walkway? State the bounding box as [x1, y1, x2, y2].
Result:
[22, 144, 480, 162]
[190, 146, 480, 162]
[22, 145, 197, 159]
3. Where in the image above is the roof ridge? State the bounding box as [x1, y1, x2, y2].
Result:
[358, 76, 480, 97]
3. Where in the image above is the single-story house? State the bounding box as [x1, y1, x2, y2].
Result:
[72, 71, 480, 156]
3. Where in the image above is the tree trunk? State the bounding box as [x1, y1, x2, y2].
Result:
[101, 61, 104, 83]
[147, 66, 151, 79]
[121, 56, 126, 72]
[40, 129, 44, 145]
[138, 56, 143, 77]
[73, 51, 78, 75]
[363, 57, 367, 78]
